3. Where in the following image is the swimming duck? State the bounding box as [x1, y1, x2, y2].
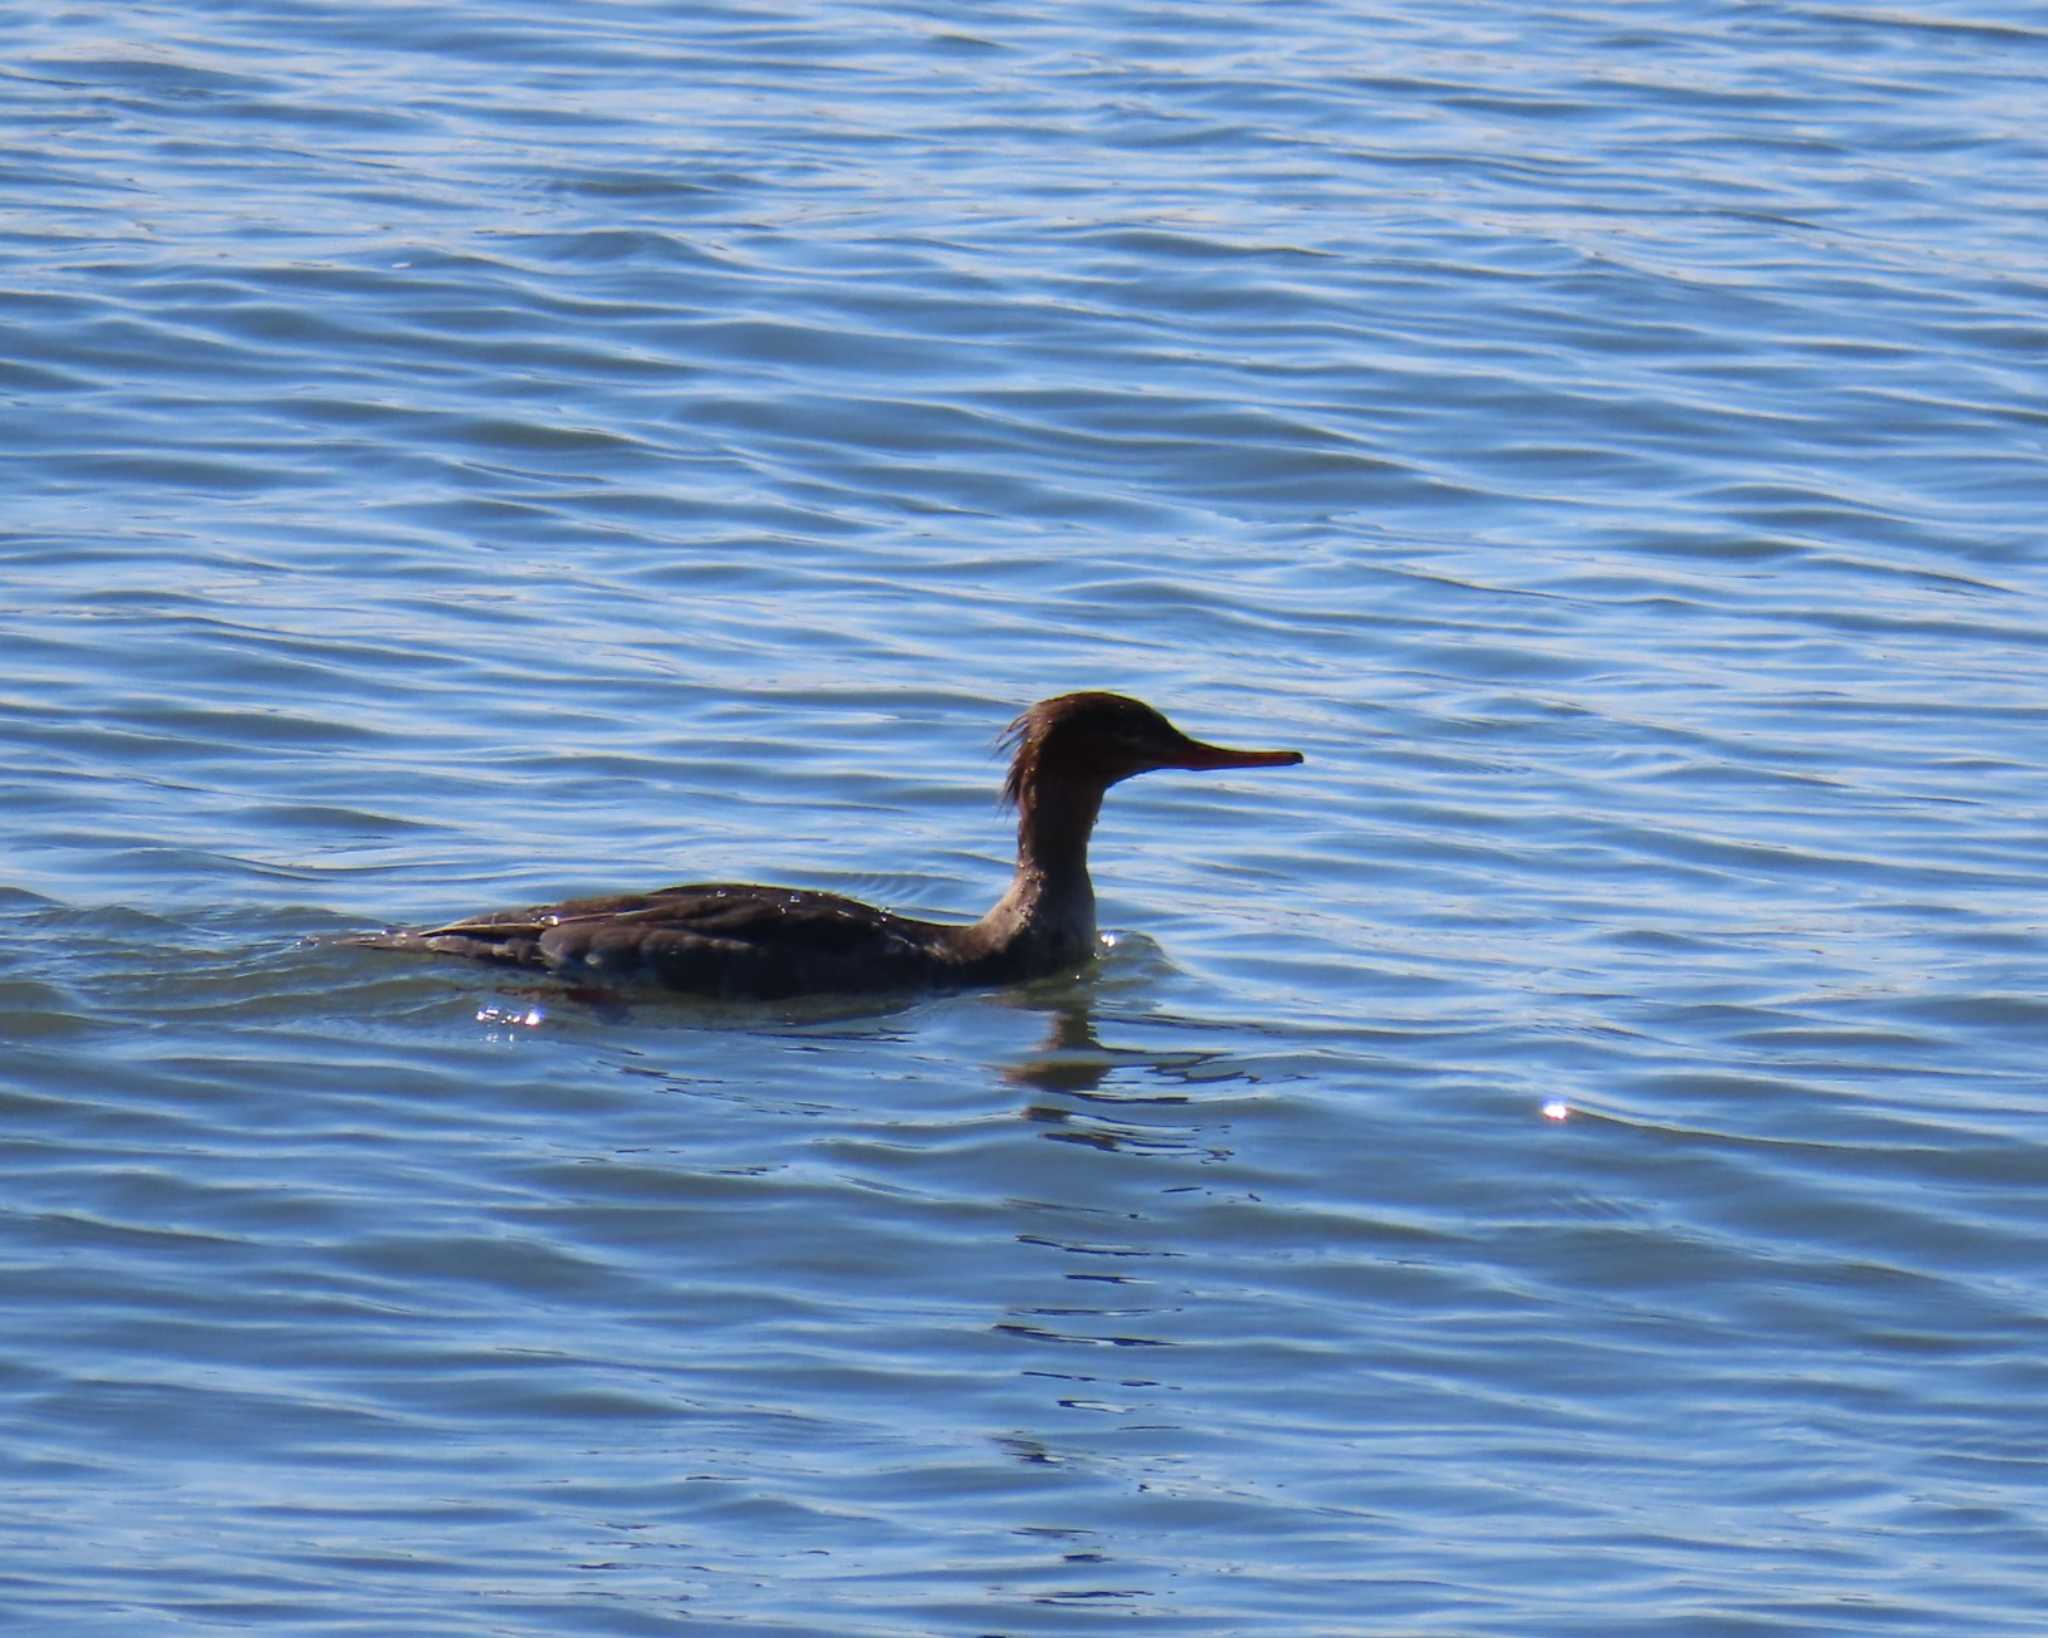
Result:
[347, 691, 1302, 999]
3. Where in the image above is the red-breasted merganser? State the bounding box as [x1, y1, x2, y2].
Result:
[347, 692, 1302, 999]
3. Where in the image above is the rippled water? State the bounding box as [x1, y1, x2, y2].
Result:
[7, 1, 2048, 1631]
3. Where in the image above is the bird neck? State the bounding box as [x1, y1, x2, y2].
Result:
[962, 782, 1105, 971]
[1017, 778, 1104, 890]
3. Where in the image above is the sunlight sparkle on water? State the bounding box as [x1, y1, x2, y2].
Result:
[1542, 1100, 1570, 1121]
[477, 1005, 546, 1028]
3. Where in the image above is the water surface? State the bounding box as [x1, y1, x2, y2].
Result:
[5, 1, 2048, 1632]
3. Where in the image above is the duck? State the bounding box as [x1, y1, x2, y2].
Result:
[346, 691, 1302, 999]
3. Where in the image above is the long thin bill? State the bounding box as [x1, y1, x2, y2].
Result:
[1173, 736, 1304, 771]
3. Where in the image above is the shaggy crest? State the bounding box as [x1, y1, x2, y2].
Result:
[998, 691, 1166, 813]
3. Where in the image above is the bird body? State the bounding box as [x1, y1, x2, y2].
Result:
[348, 692, 1301, 999]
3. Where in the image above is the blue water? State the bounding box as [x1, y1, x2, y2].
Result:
[6, 1, 2048, 1631]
